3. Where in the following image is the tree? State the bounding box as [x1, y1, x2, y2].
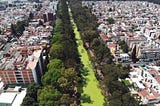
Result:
[109, 98, 122, 106]
[29, 12, 34, 20]
[115, 64, 130, 79]
[21, 83, 40, 106]
[51, 20, 63, 44]
[38, 20, 43, 26]
[122, 93, 139, 106]
[11, 20, 28, 37]
[42, 68, 61, 86]
[26, 83, 40, 100]
[21, 97, 36, 106]
[57, 68, 80, 94]
[131, 45, 137, 63]
[82, 29, 98, 46]
[102, 64, 118, 87]
[16, 21, 25, 35]
[108, 8, 113, 12]
[38, 86, 62, 106]
[106, 17, 115, 24]
[91, 38, 101, 49]
[57, 76, 68, 92]
[11, 24, 16, 35]
[94, 43, 111, 64]
[118, 40, 128, 53]
[47, 59, 64, 70]
[59, 94, 74, 105]
[62, 68, 80, 85]
[49, 43, 64, 60]
[109, 81, 129, 94]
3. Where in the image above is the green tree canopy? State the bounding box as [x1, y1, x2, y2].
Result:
[21, 83, 40, 106]
[49, 43, 64, 60]
[57, 68, 80, 94]
[91, 38, 101, 49]
[29, 12, 34, 20]
[21, 97, 36, 106]
[118, 40, 128, 53]
[11, 20, 28, 37]
[42, 68, 61, 86]
[106, 17, 115, 24]
[59, 94, 74, 105]
[38, 86, 62, 106]
[47, 59, 64, 70]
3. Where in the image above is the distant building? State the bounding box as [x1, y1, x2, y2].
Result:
[114, 53, 130, 62]
[48, 13, 54, 21]
[43, 14, 47, 23]
[43, 12, 55, 22]
[119, 53, 130, 62]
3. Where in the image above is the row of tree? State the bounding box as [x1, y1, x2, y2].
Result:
[37, 0, 82, 105]
[22, 0, 82, 105]
[69, 0, 139, 106]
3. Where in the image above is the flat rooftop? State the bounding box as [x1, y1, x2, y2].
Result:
[12, 89, 26, 106]
[0, 92, 17, 104]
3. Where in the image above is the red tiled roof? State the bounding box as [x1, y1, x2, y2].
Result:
[155, 76, 160, 83]
[144, 83, 149, 89]
[108, 43, 117, 48]
[146, 95, 156, 100]
[151, 88, 160, 98]
[138, 89, 149, 97]
[149, 69, 159, 76]
[116, 31, 124, 36]
[100, 33, 108, 42]
[107, 34, 113, 38]
[4, 31, 11, 35]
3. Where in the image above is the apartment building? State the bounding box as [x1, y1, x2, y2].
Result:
[0, 46, 44, 84]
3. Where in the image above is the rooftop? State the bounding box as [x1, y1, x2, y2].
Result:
[0, 92, 17, 104]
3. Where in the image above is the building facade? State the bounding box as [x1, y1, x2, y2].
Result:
[0, 47, 45, 84]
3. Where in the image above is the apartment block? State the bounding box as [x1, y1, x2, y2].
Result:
[0, 46, 44, 84]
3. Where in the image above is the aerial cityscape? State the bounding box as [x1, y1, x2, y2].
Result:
[0, 0, 160, 106]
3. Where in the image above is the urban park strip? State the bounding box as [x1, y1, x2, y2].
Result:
[69, 7, 105, 106]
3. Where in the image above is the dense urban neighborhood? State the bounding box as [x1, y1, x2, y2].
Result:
[0, 0, 58, 105]
[83, 1, 160, 105]
[0, 0, 160, 106]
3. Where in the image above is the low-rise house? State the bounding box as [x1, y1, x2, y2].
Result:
[114, 53, 130, 62]
[129, 65, 160, 104]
